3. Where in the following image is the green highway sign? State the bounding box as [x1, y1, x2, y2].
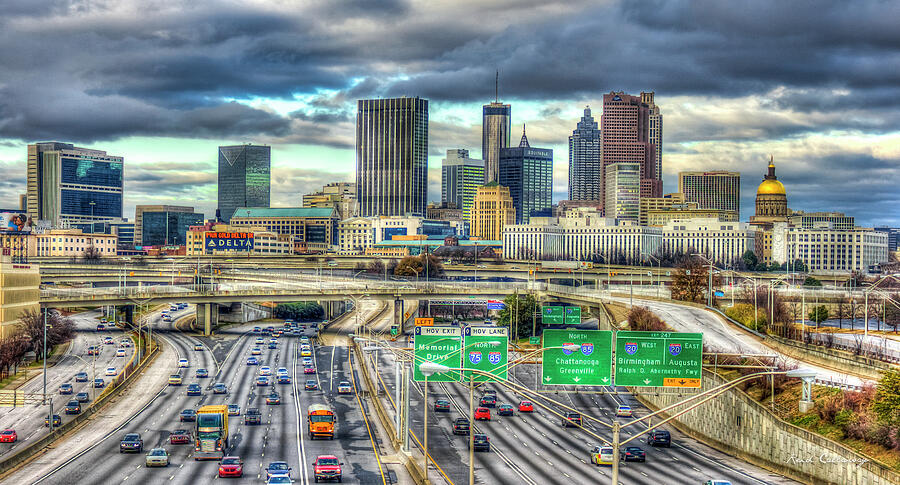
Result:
[542, 306, 563, 324]
[463, 326, 508, 382]
[564, 306, 582, 325]
[542, 329, 612, 386]
[529, 336, 541, 345]
[614, 331, 703, 387]
[413, 326, 462, 382]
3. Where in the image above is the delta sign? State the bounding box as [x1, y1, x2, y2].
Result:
[205, 232, 254, 253]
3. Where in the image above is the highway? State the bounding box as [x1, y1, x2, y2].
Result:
[361, 309, 800, 485]
[0, 310, 135, 458]
[34, 304, 388, 485]
[614, 297, 870, 387]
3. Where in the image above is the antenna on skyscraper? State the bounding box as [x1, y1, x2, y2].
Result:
[495, 69, 499, 103]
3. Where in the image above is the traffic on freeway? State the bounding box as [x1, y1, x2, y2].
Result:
[0, 310, 135, 458]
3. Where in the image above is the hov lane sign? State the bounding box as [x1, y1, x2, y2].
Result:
[463, 326, 508, 383]
[413, 326, 461, 382]
[542, 329, 612, 386]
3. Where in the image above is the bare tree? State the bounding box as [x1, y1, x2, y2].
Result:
[18, 310, 76, 360]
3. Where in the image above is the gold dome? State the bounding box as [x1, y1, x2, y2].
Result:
[757, 179, 786, 195]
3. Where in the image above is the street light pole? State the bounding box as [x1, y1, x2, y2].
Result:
[468, 373, 474, 485]
[42, 308, 48, 404]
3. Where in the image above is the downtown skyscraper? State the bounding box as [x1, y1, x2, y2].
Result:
[568, 106, 602, 201]
[642, 92, 663, 190]
[601, 92, 660, 208]
[499, 127, 553, 224]
[441, 149, 484, 218]
[482, 101, 510, 183]
[26, 142, 124, 228]
[356, 97, 429, 217]
[218, 144, 271, 222]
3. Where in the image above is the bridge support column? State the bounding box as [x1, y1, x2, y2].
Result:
[393, 299, 404, 333]
[196, 303, 218, 336]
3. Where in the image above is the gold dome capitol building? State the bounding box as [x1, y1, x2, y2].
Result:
[749, 156, 790, 263]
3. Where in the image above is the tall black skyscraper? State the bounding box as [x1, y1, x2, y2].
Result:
[356, 97, 429, 217]
[217, 144, 271, 222]
[568, 106, 602, 201]
[499, 126, 553, 224]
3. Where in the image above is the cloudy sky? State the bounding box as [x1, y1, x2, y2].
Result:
[0, 0, 898, 226]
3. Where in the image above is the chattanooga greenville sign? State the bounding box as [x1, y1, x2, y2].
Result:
[205, 232, 254, 252]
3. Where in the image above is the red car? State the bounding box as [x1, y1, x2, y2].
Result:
[218, 456, 243, 477]
[518, 401, 534, 412]
[313, 455, 343, 482]
[474, 407, 491, 421]
[0, 429, 16, 443]
[169, 429, 191, 444]
[304, 366, 316, 374]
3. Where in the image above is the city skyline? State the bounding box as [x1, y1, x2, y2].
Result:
[0, 1, 897, 226]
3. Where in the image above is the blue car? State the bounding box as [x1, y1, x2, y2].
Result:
[247, 357, 259, 366]
[277, 375, 291, 384]
[256, 376, 269, 387]
[186, 383, 202, 396]
[268, 343, 277, 349]
[265, 461, 291, 479]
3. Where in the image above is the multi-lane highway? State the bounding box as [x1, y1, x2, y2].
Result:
[32, 303, 389, 485]
[0, 310, 134, 458]
[360, 305, 801, 485]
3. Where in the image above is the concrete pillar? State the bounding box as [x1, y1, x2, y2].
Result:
[196, 303, 218, 336]
[394, 299, 405, 333]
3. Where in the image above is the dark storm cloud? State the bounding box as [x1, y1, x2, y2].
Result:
[3, 0, 900, 142]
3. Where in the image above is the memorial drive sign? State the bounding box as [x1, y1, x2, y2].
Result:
[614, 331, 703, 387]
[541, 329, 612, 386]
[462, 326, 508, 382]
[413, 326, 462, 382]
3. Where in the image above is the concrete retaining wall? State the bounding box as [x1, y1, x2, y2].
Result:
[764, 335, 894, 381]
[631, 369, 900, 485]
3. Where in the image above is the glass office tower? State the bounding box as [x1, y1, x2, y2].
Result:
[218, 144, 271, 222]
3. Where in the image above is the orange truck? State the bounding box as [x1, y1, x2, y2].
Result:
[308, 404, 336, 439]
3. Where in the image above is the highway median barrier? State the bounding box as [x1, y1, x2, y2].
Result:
[0, 332, 161, 478]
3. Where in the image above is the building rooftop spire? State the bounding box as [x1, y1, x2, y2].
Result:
[518, 123, 529, 147]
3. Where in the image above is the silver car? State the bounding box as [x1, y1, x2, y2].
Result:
[145, 448, 169, 467]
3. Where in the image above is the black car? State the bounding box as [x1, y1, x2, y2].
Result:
[562, 412, 583, 428]
[45, 414, 62, 427]
[186, 384, 202, 396]
[647, 430, 671, 447]
[180, 409, 197, 422]
[65, 400, 81, 414]
[621, 446, 646, 462]
[119, 433, 143, 453]
[452, 418, 470, 436]
[434, 399, 451, 412]
[244, 407, 262, 425]
[75, 392, 89, 403]
[472, 433, 490, 452]
[479, 395, 496, 408]
[497, 404, 514, 416]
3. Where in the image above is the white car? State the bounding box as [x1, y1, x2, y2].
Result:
[276, 367, 289, 376]
[115, 349, 126, 357]
[259, 366, 272, 376]
[105, 367, 117, 376]
[177, 359, 189, 368]
[616, 405, 633, 417]
[337, 381, 352, 394]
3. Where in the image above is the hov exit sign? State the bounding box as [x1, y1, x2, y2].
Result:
[614, 331, 703, 387]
